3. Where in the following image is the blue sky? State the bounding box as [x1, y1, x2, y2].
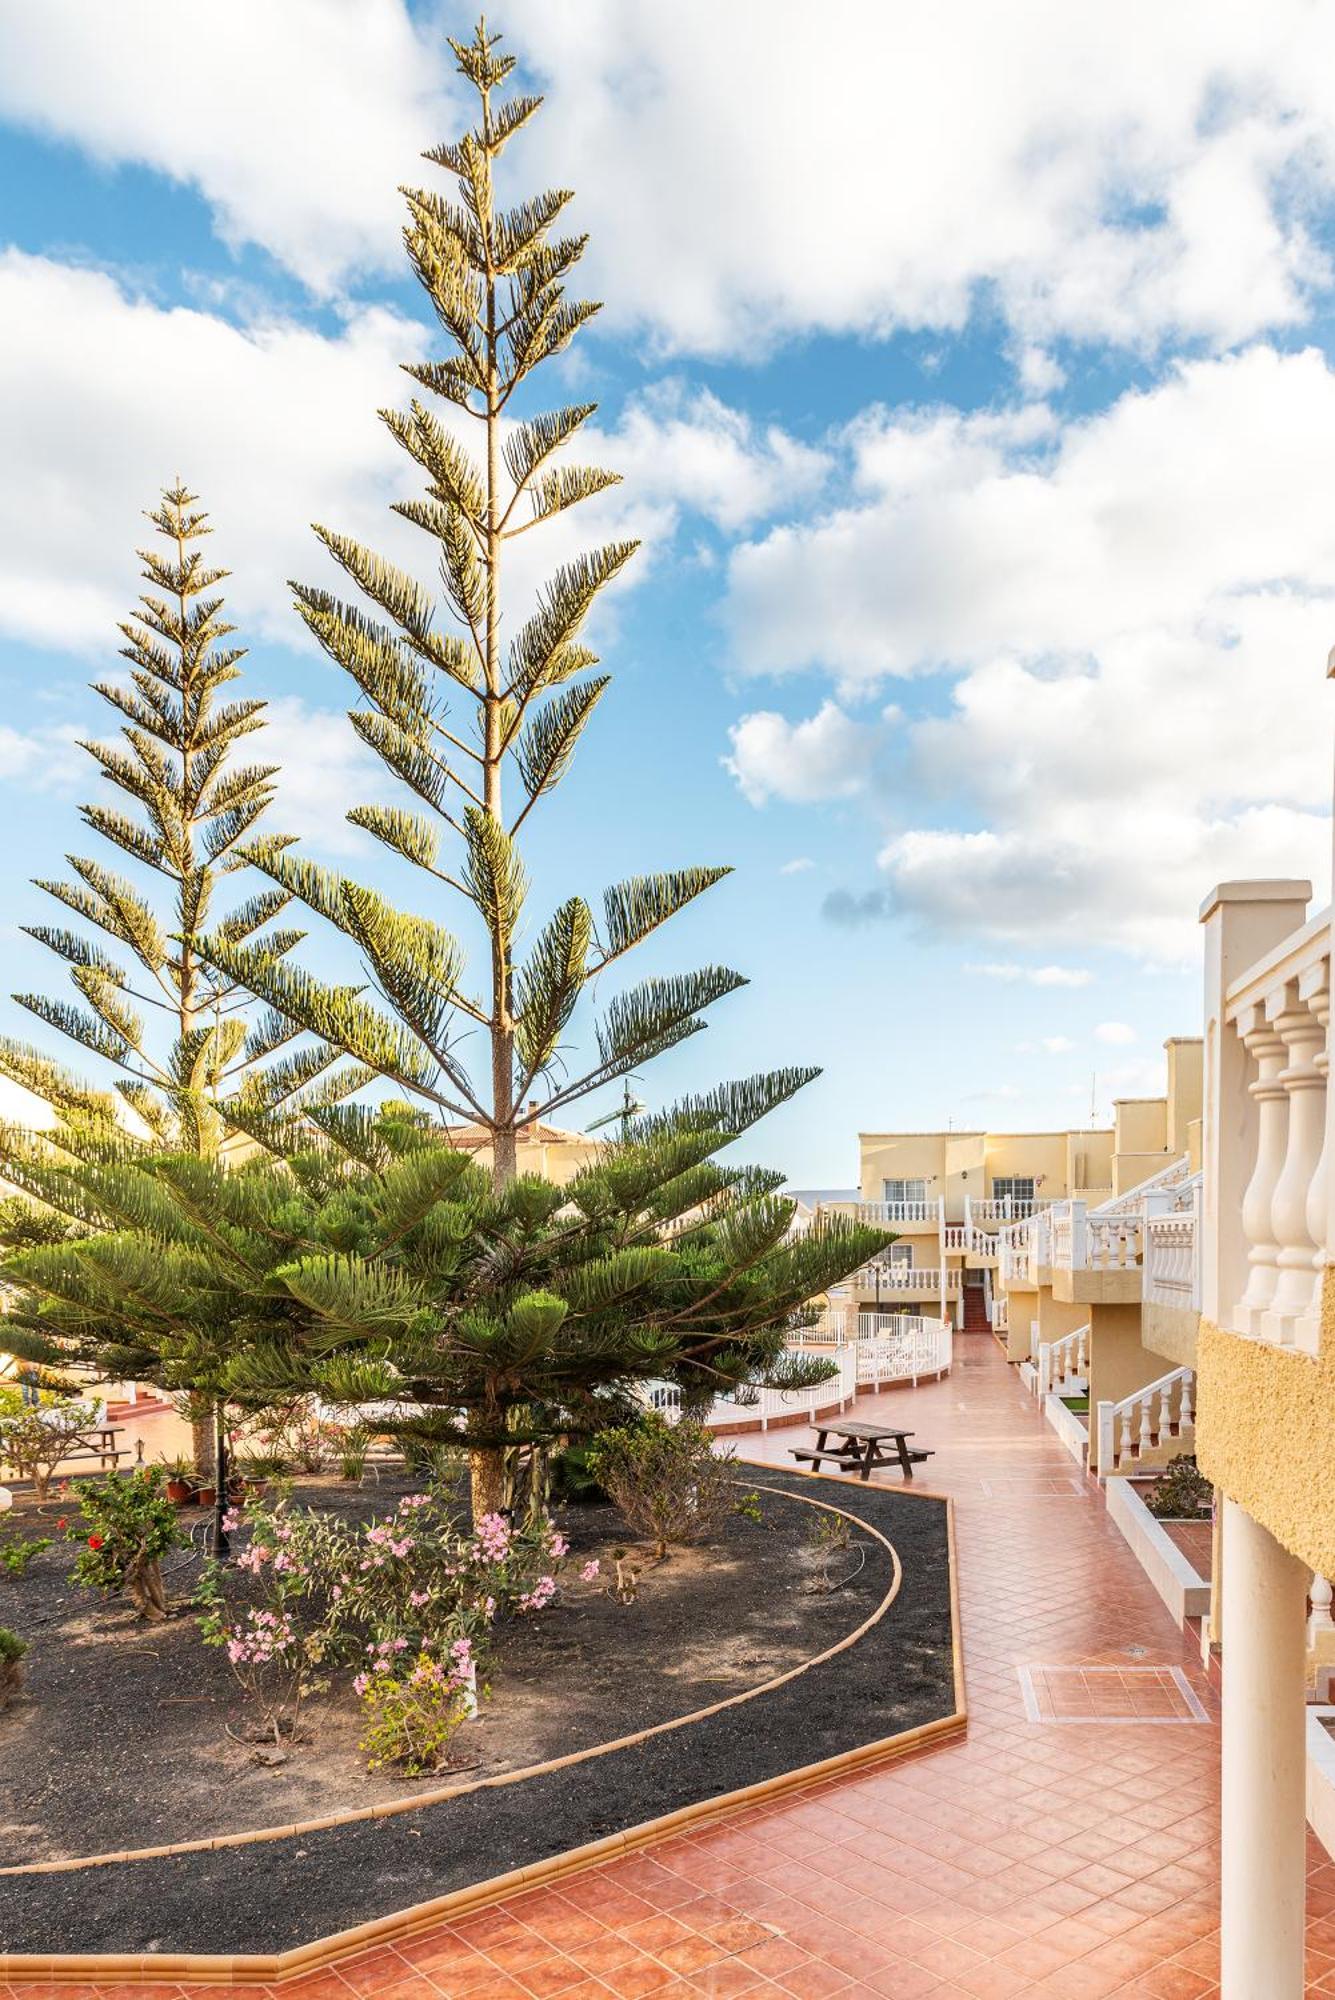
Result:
[2, 1, 1335, 1185]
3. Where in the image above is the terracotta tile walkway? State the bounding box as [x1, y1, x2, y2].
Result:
[8, 1335, 1335, 1999]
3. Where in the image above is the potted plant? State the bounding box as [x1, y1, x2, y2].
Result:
[160, 1455, 198, 1507]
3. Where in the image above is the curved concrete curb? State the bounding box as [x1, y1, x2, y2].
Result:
[0, 1469, 964, 1987]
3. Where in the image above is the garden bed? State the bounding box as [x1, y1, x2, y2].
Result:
[0, 1467, 956, 1958]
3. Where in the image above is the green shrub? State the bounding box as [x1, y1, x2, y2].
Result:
[68, 1468, 182, 1621]
[0, 1626, 28, 1709]
[587, 1414, 736, 1557]
[1145, 1455, 1213, 1521]
[0, 1400, 99, 1499]
[0, 1537, 52, 1574]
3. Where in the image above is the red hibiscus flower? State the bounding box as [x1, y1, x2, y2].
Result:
[87, 1534, 104, 1550]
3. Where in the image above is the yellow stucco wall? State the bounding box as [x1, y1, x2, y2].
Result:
[1196, 1282, 1335, 1576]
[1141, 1302, 1200, 1371]
[1087, 1302, 1174, 1415]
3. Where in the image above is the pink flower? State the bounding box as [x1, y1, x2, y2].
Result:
[409, 1590, 430, 1608]
[580, 1560, 601, 1583]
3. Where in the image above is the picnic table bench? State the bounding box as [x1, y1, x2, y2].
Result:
[791, 1418, 934, 1481]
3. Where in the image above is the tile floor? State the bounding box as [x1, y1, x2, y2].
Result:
[8, 1335, 1335, 1998]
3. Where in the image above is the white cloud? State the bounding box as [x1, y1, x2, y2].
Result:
[723, 702, 881, 808]
[729, 345, 1335, 959]
[0, 1, 455, 298]
[253, 697, 385, 856]
[0, 723, 85, 788]
[1095, 1021, 1138, 1045]
[0, 253, 818, 661]
[1043, 1035, 1076, 1054]
[8, 4, 1335, 358]
[597, 382, 829, 532]
[780, 857, 815, 875]
[966, 962, 1094, 988]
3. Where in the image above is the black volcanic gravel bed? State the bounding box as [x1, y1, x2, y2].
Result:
[0, 1471, 955, 1957]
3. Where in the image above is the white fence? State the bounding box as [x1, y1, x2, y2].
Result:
[1143, 1208, 1201, 1310]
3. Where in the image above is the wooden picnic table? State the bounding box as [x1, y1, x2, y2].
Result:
[791, 1418, 935, 1482]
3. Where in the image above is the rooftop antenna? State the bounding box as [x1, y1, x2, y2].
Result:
[585, 1076, 646, 1145]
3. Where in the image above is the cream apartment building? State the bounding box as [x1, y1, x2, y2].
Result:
[820, 1073, 1199, 1345]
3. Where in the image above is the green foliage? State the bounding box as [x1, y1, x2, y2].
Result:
[587, 1413, 738, 1557]
[0, 486, 357, 1167]
[357, 1648, 474, 1776]
[0, 1626, 27, 1710]
[1146, 1455, 1213, 1521]
[0, 1537, 52, 1574]
[68, 1468, 181, 1620]
[186, 21, 748, 1185]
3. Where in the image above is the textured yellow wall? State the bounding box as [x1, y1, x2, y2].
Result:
[1196, 1286, 1335, 1576]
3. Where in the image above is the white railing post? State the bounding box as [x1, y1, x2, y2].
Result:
[1097, 1400, 1115, 1475]
[1037, 1340, 1052, 1397]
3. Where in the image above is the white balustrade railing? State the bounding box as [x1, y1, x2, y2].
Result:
[849, 1262, 954, 1296]
[822, 1198, 943, 1226]
[1096, 1366, 1195, 1476]
[999, 1211, 1046, 1284]
[699, 1343, 858, 1431]
[940, 1224, 969, 1252]
[970, 1196, 1054, 1223]
[1221, 905, 1331, 1352]
[854, 1314, 952, 1385]
[1143, 1207, 1201, 1310]
[1036, 1323, 1089, 1397]
[994, 1292, 1010, 1334]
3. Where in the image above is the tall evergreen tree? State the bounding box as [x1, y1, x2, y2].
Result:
[0, 485, 368, 1489]
[193, 22, 765, 1191]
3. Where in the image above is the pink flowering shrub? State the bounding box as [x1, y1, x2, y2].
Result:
[200, 1486, 592, 1764]
[196, 1504, 341, 1737]
[358, 1639, 479, 1775]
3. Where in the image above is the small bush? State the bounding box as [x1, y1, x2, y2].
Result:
[1145, 1455, 1213, 1521]
[357, 1640, 477, 1774]
[0, 1626, 27, 1709]
[0, 1537, 52, 1574]
[68, 1468, 182, 1620]
[587, 1414, 736, 1557]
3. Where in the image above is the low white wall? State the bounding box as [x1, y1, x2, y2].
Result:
[1106, 1476, 1210, 1628]
[1042, 1392, 1090, 1469]
[1308, 1708, 1335, 1863]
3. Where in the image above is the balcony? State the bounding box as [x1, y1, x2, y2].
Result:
[822, 1198, 943, 1228]
[846, 1261, 959, 1300]
[1143, 1208, 1201, 1312]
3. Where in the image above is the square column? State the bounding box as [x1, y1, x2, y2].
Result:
[1220, 1497, 1310, 1998]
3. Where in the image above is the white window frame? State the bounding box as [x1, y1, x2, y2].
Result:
[882, 1177, 928, 1204]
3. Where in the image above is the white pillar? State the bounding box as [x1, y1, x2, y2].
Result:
[1220, 1498, 1309, 2000]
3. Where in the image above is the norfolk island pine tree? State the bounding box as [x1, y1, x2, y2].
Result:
[187, 22, 891, 1519]
[0, 487, 371, 1544]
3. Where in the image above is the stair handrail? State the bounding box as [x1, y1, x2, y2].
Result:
[1096, 1365, 1196, 1478]
[1036, 1321, 1090, 1396]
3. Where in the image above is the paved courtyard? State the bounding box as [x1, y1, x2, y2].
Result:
[8, 1336, 1335, 1998]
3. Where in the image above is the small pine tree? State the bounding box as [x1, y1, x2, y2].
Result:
[0, 485, 367, 1488]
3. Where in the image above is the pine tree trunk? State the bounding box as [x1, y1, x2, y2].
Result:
[469, 1443, 507, 1523]
[128, 1555, 168, 1622]
[191, 1413, 213, 1478]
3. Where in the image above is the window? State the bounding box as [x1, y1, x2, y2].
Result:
[992, 1176, 1037, 1210]
[882, 1177, 928, 1204]
[887, 1243, 913, 1266]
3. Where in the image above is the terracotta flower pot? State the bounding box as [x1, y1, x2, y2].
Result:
[195, 1484, 217, 1508]
[166, 1478, 194, 1507]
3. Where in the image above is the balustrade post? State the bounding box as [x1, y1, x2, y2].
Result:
[1235, 1013, 1289, 1331]
[1309, 1574, 1334, 1649]
[1264, 978, 1326, 1343]
[1179, 1371, 1193, 1429]
[1096, 1400, 1115, 1478]
[1304, 959, 1330, 1351]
